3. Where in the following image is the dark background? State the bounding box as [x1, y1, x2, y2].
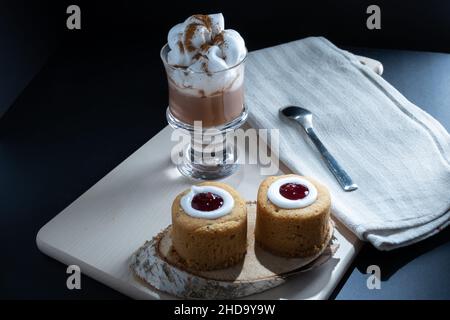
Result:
[1, 0, 450, 299]
[3, 0, 450, 118]
[26, 0, 450, 51]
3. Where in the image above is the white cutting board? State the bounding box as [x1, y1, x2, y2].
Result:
[36, 125, 362, 300]
[37, 55, 381, 299]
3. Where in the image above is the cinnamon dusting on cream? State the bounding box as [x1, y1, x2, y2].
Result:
[184, 23, 199, 52]
[192, 14, 212, 31]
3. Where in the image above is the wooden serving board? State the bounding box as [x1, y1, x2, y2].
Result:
[36, 125, 361, 300]
[131, 203, 338, 299]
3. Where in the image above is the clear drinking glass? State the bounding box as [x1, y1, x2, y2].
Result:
[161, 44, 248, 180]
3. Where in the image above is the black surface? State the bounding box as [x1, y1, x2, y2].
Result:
[1, 44, 450, 299]
[1, 1, 450, 300]
[0, 1, 58, 117]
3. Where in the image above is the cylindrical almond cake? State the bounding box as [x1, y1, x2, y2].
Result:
[171, 181, 247, 271]
[255, 174, 331, 257]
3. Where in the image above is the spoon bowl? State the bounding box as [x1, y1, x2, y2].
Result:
[280, 105, 313, 129]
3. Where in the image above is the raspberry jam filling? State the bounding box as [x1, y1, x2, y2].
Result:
[279, 183, 309, 200]
[191, 192, 224, 211]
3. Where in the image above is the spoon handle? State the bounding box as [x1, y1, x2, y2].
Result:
[305, 127, 358, 192]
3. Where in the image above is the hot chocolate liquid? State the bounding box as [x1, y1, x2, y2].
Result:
[168, 79, 244, 127]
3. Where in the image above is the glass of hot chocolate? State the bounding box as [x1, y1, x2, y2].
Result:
[161, 13, 248, 179]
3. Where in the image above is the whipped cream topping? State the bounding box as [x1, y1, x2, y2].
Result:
[267, 177, 318, 209]
[164, 13, 246, 96]
[180, 185, 234, 219]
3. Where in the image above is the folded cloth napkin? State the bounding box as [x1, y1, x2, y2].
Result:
[245, 37, 450, 250]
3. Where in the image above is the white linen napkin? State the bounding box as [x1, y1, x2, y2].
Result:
[245, 37, 450, 250]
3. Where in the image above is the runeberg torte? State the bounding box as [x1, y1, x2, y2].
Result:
[171, 181, 247, 271]
[255, 174, 331, 257]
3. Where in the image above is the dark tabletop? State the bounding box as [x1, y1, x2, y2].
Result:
[0, 42, 449, 299]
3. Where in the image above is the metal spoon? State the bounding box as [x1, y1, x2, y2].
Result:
[280, 106, 358, 192]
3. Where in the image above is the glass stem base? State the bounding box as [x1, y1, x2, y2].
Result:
[167, 106, 248, 180]
[177, 142, 238, 180]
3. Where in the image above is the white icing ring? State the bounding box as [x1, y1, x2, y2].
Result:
[180, 185, 234, 219]
[267, 177, 317, 209]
